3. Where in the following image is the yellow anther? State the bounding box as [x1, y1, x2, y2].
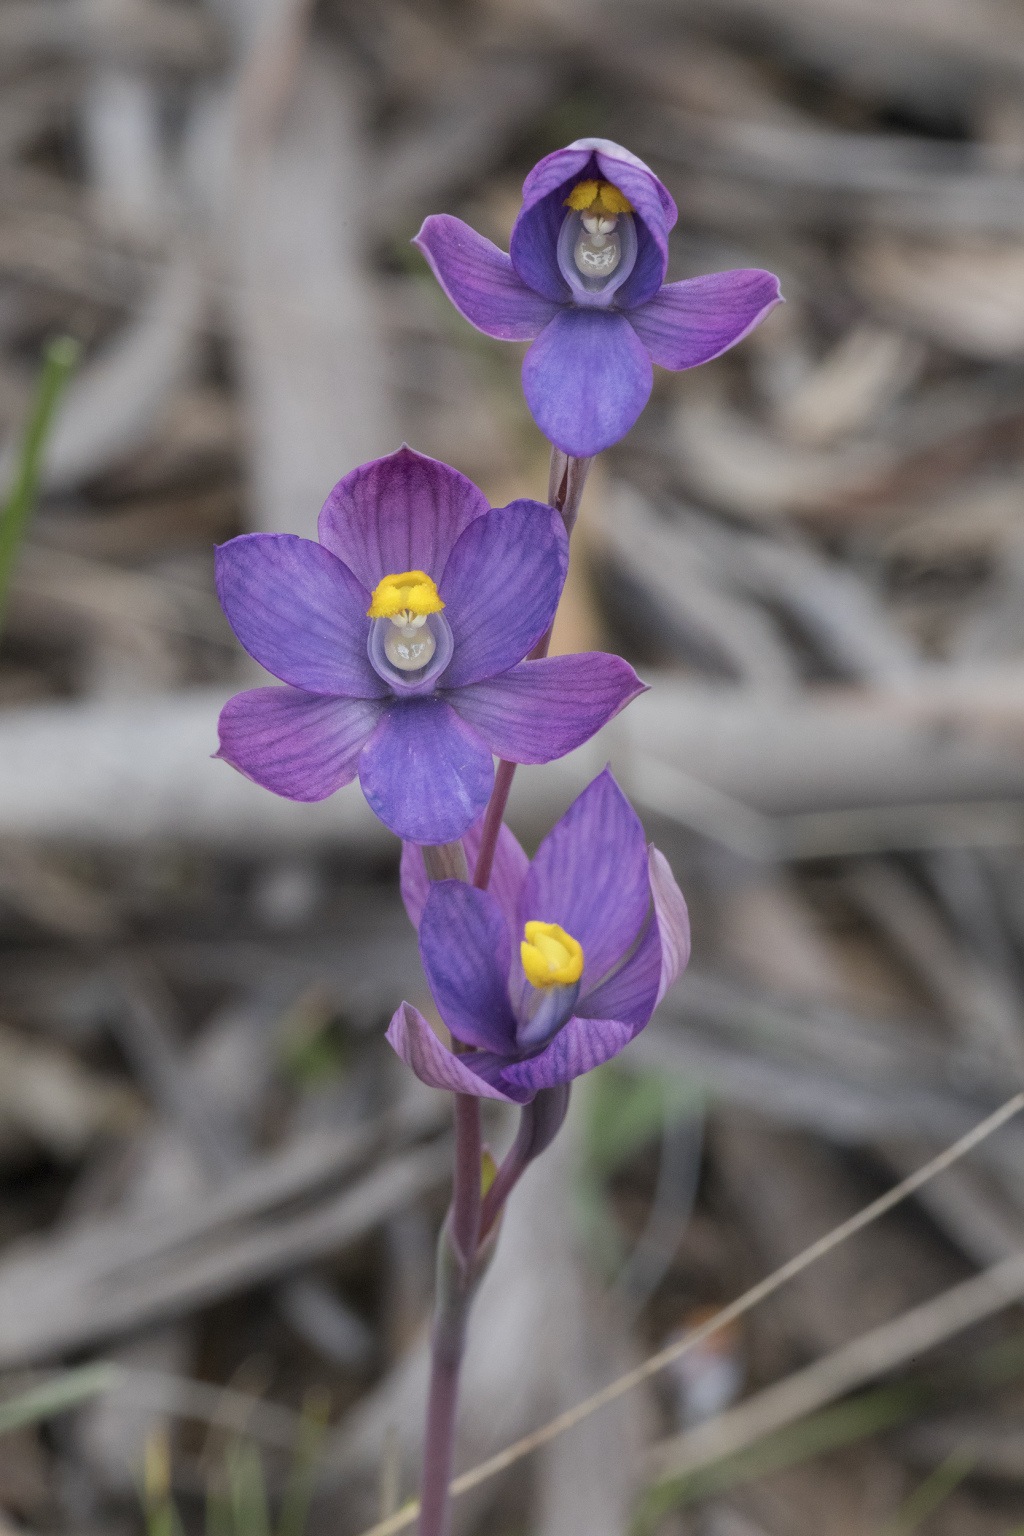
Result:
[564, 178, 633, 216]
[367, 571, 445, 621]
[521, 921, 584, 989]
[565, 179, 599, 211]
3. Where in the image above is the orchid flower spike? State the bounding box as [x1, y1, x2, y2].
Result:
[213, 448, 644, 845]
[388, 768, 690, 1101]
[414, 138, 782, 459]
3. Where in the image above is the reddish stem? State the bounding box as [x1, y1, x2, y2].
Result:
[418, 1096, 481, 1536]
[450, 1093, 482, 1270]
[417, 445, 593, 1534]
[472, 759, 517, 889]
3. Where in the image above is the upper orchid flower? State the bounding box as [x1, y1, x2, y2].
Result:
[415, 138, 782, 459]
[387, 769, 690, 1102]
[213, 448, 644, 846]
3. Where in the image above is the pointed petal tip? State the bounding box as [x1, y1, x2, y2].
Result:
[385, 1001, 515, 1101]
[416, 213, 561, 341]
[629, 268, 785, 373]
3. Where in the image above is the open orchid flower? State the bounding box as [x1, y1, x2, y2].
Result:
[387, 768, 690, 1102]
[214, 448, 644, 845]
[415, 138, 782, 458]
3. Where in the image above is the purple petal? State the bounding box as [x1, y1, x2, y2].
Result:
[413, 216, 561, 339]
[520, 144, 600, 213]
[358, 697, 494, 844]
[400, 818, 529, 931]
[554, 845, 691, 1035]
[439, 501, 568, 688]
[500, 1013, 634, 1093]
[216, 688, 383, 802]
[615, 221, 668, 311]
[521, 768, 650, 994]
[592, 141, 675, 292]
[650, 846, 691, 1002]
[468, 818, 530, 926]
[628, 270, 782, 370]
[317, 446, 489, 593]
[511, 140, 676, 307]
[386, 1002, 516, 1102]
[215, 534, 386, 698]
[418, 882, 518, 1053]
[586, 139, 677, 229]
[522, 310, 653, 457]
[450, 653, 646, 765]
[578, 914, 660, 1032]
[510, 147, 592, 302]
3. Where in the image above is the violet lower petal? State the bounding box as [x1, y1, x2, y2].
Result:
[522, 308, 653, 457]
[357, 696, 494, 844]
[413, 216, 561, 339]
[439, 500, 567, 689]
[450, 653, 645, 765]
[216, 688, 383, 802]
[418, 882, 518, 1053]
[628, 270, 783, 371]
[385, 1002, 516, 1102]
[650, 845, 691, 1002]
[521, 768, 651, 994]
[400, 817, 528, 932]
[214, 534, 386, 699]
[499, 1013, 635, 1093]
[317, 446, 488, 593]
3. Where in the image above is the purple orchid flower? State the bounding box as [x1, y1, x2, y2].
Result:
[387, 768, 690, 1102]
[213, 448, 644, 846]
[414, 138, 782, 459]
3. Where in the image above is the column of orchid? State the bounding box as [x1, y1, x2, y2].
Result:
[213, 138, 780, 1536]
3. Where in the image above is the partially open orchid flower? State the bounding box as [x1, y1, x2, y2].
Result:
[415, 138, 782, 458]
[387, 768, 690, 1101]
[214, 448, 644, 845]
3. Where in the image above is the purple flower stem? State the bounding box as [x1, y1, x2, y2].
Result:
[418, 1096, 481, 1536]
[547, 447, 594, 535]
[478, 1125, 528, 1238]
[471, 759, 518, 890]
[419, 842, 482, 1536]
[480, 1082, 571, 1239]
[418, 447, 593, 1533]
[450, 1090, 483, 1267]
[419, 1273, 471, 1536]
[472, 447, 592, 891]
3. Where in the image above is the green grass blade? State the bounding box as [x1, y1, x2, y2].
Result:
[144, 1428, 185, 1536]
[227, 1437, 272, 1536]
[277, 1387, 331, 1536]
[0, 1361, 120, 1433]
[205, 1462, 234, 1536]
[0, 334, 80, 634]
[878, 1445, 975, 1535]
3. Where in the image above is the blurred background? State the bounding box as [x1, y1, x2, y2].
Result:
[4, 0, 1024, 1532]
